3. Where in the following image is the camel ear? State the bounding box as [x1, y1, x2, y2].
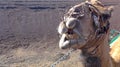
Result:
[108, 6, 114, 13]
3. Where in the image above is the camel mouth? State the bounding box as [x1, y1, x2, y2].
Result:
[59, 31, 87, 49]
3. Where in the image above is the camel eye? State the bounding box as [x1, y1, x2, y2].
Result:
[74, 8, 81, 12]
[66, 18, 77, 29]
[71, 13, 79, 18]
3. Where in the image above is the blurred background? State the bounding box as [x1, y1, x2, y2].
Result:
[0, 0, 119, 67]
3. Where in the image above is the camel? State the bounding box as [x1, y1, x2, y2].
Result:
[57, 0, 120, 67]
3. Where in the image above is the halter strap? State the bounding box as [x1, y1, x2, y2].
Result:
[85, 2, 110, 36]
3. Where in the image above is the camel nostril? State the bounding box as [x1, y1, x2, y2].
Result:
[57, 21, 68, 35]
[66, 18, 77, 29]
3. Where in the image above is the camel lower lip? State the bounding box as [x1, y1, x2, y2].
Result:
[59, 37, 86, 49]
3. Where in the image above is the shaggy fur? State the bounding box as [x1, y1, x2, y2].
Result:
[58, 0, 120, 67]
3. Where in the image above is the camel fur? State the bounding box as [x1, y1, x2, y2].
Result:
[57, 0, 120, 67]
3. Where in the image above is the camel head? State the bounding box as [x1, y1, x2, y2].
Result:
[57, 2, 113, 50]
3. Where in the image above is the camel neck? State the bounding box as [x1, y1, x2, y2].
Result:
[81, 33, 112, 67]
